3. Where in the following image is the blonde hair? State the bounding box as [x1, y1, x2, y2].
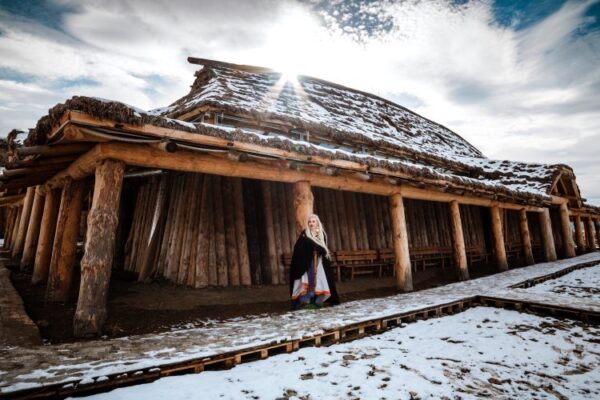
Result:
[305, 214, 331, 259]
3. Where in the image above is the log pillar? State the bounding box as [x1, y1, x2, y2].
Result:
[74, 160, 125, 337]
[574, 215, 585, 253]
[518, 209, 535, 266]
[9, 206, 22, 251]
[490, 206, 508, 271]
[558, 203, 576, 258]
[32, 188, 61, 285]
[389, 193, 412, 292]
[539, 209, 557, 262]
[449, 201, 468, 281]
[293, 181, 313, 235]
[12, 186, 35, 258]
[20, 186, 45, 270]
[46, 179, 85, 302]
[585, 217, 596, 251]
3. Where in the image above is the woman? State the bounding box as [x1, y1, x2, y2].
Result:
[290, 214, 340, 310]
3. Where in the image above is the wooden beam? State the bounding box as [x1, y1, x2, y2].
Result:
[559, 203, 576, 258]
[389, 194, 412, 292]
[46, 179, 85, 302]
[490, 206, 508, 271]
[12, 187, 35, 258]
[574, 215, 586, 254]
[518, 209, 535, 266]
[293, 181, 313, 236]
[0, 194, 25, 207]
[20, 187, 45, 269]
[16, 143, 94, 158]
[449, 201, 469, 281]
[32, 188, 61, 285]
[539, 209, 557, 262]
[73, 160, 125, 337]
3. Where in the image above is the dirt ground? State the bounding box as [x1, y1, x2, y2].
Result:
[8, 261, 496, 344]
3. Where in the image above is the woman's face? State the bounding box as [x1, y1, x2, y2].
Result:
[308, 217, 318, 232]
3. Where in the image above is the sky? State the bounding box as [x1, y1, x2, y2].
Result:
[0, 0, 599, 203]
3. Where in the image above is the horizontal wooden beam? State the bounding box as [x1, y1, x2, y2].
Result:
[47, 142, 545, 212]
[49, 114, 553, 208]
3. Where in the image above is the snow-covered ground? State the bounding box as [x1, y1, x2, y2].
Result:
[2, 252, 600, 396]
[520, 264, 600, 301]
[79, 307, 600, 400]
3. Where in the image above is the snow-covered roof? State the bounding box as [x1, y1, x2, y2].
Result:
[157, 58, 484, 165]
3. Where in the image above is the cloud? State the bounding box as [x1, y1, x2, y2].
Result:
[0, 0, 598, 204]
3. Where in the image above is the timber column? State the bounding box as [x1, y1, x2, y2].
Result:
[74, 160, 125, 337]
[539, 209, 557, 262]
[518, 209, 535, 266]
[20, 186, 45, 269]
[490, 206, 508, 271]
[389, 193, 412, 291]
[574, 215, 585, 253]
[585, 217, 596, 251]
[46, 179, 85, 302]
[12, 186, 35, 258]
[558, 203, 576, 258]
[32, 188, 61, 285]
[449, 201, 469, 280]
[293, 181, 313, 235]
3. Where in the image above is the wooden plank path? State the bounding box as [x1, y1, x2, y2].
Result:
[1, 252, 600, 399]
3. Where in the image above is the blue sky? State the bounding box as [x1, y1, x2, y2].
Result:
[0, 0, 599, 204]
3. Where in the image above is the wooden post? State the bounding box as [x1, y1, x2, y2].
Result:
[389, 194, 412, 292]
[595, 219, 600, 251]
[73, 160, 125, 337]
[490, 206, 508, 271]
[574, 215, 585, 253]
[20, 187, 45, 269]
[518, 209, 535, 266]
[262, 181, 279, 284]
[232, 178, 251, 286]
[46, 179, 85, 302]
[539, 209, 557, 262]
[12, 186, 35, 258]
[585, 217, 596, 252]
[138, 174, 168, 282]
[32, 188, 61, 285]
[449, 200, 469, 280]
[10, 206, 22, 251]
[558, 203, 576, 258]
[293, 181, 313, 235]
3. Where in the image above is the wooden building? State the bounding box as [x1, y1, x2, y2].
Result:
[1, 58, 599, 337]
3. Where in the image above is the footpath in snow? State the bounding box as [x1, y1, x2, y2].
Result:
[1, 252, 600, 394]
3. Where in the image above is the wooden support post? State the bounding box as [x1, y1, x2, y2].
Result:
[585, 217, 596, 252]
[574, 215, 585, 253]
[389, 194, 412, 292]
[293, 181, 313, 236]
[518, 209, 535, 266]
[232, 178, 251, 286]
[74, 160, 125, 337]
[20, 187, 45, 269]
[46, 179, 85, 302]
[262, 181, 279, 284]
[595, 219, 600, 251]
[539, 209, 557, 262]
[32, 188, 61, 285]
[12, 186, 35, 258]
[9, 207, 22, 251]
[559, 203, 576, 258]
[449, 200, 469, 281]
[490, 206, 508, 271]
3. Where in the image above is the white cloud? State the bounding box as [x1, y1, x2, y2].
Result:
[0, 0, 598, 203]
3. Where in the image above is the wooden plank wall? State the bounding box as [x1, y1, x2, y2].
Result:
[123, 176, 492, 288]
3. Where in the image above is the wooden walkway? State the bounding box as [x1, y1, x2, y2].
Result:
[1, 252, 600, 399]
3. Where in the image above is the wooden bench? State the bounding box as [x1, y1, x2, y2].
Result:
[465, 245, 490, 267]
[409, 246, 453, 271]
[334, 249, 385, 280]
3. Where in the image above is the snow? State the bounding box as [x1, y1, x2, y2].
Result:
[2, 253, 600, 395]
[77, 307, 600, 400]
[517, 264, 600, 301]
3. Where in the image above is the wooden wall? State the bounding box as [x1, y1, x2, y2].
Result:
[122, 174, 496, 288]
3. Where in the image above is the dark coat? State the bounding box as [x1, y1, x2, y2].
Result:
[289, 232, 340, 307]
